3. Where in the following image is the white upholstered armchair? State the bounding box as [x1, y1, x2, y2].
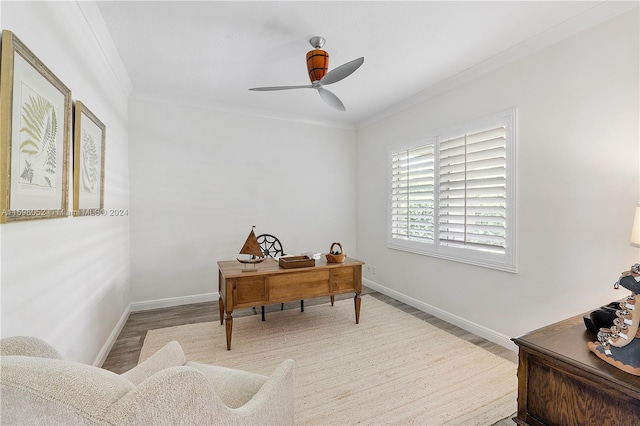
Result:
[0, 336, 294, 425]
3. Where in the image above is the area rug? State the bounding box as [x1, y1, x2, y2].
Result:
[140, 295, 517, 425]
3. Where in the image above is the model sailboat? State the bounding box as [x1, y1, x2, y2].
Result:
[237, 226, 265, 270]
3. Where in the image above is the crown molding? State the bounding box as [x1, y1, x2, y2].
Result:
[76, 0, 133, 96]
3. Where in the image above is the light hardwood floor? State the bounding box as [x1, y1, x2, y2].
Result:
[102, 286, 517, 425]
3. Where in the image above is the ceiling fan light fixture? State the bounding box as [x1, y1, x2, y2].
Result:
[306, 49, 329, 83]
[306, 36, 328, 82]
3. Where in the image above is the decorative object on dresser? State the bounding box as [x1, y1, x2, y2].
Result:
[325, 242, 346, 263]
[278, 256, 315, 268]
[236, 226, 265, 270]
[583, 203, 640, 376]
[587, 264, 640, 376]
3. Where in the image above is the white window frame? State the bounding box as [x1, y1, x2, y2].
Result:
[388, 109, 517, 273]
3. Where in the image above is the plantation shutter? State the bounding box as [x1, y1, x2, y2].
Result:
[438, 126, 507, 254]
[391, 145, 435, 243]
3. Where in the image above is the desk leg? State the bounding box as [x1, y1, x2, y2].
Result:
[354, 293, 361, 324]
[225, 311, 233, 350]
[218, 297, 224, 325]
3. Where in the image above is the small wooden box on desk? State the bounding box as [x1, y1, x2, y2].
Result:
[512, 312, 640, 425]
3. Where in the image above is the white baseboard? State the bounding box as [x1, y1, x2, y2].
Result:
[93, 304, 131, 367]
[363, 278, 517, 352]
[130, 292, 219, 312]
[95, 292, 219, 367]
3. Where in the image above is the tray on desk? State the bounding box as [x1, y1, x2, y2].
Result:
[279, 256, 315, 269]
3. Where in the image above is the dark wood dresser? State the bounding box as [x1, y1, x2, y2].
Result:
[512, 311, 640, 425]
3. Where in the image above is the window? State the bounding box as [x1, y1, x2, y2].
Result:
[389, 109, 516, 272]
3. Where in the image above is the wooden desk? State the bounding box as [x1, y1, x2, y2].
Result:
[217, 257, 364, 350]
[512, 312, 640, 425]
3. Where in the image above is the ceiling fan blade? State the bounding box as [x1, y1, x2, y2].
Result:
[319, 57, 364, 86]
[249, 85, 313, 91]
[317, 87, 346, 111]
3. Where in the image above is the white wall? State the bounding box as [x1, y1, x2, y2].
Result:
[128, 98, 357, 304]
[357, 9, 640, 348]
[0, 2, 131, 364]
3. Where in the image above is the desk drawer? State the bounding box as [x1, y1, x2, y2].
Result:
[234, 276, 266, 306]
[268, 270, 330, 301]
[331, 267, 356, 291]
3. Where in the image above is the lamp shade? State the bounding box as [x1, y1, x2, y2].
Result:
[632, 202, 640, 248]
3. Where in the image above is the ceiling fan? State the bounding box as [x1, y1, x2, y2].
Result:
[249, 36, 364, 111]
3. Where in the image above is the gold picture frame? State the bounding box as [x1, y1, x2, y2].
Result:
[0, 30, 72, 223]
[73, 101, 105, 217]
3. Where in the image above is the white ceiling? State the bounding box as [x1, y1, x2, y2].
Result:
[95, 1, 637, 128]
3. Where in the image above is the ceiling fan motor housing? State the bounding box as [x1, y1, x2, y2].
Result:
[306, 49, 329, 83]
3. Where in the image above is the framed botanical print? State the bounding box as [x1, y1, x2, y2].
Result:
[73, 101, 105, 216]
[0, 30, 72, 223]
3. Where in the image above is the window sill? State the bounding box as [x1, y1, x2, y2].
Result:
[387, 242, 518, 273]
